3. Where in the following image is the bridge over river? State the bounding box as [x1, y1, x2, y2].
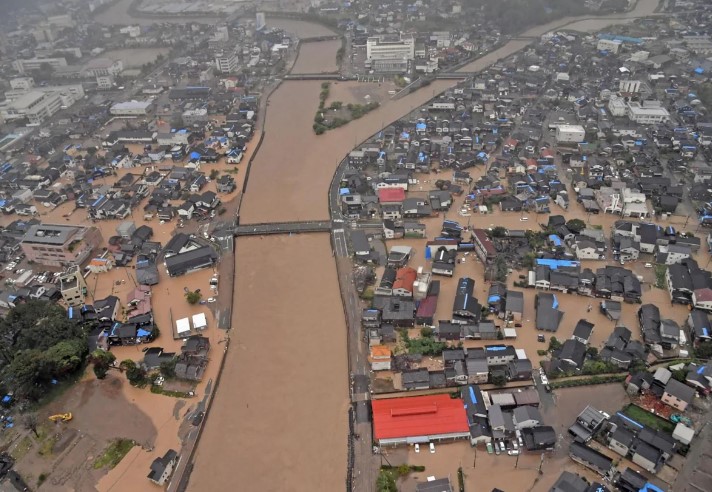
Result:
[233, 220, 334, 236]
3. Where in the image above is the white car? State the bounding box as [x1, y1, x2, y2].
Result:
[429, 443, 435, 453]
[414, 444, 420, 453]
[520, 217, 529, 221]
[644, 263, 653, 268]
[207, 297, 217, 303]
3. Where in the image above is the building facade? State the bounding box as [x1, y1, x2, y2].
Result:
[21, 224, 103, 267]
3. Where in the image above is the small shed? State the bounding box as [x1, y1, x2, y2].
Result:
[503, 328, 517, 339]
[176, 317, 191, 336]
[672, 423, 694, 445]
[116, 220, 136, 239]
[192, 312, 207, 331]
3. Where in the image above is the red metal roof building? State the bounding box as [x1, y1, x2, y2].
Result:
[378, 188, 406, 204]
[372, 395, 470, 445]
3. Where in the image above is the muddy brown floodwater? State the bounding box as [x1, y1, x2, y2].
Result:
[189, 234, 350, 491]
[292, 40, 342, 73]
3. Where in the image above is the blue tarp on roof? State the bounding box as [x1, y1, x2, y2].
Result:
[339, 188, 349, 195]
[641, 483, 665, 492]
[552, 294, 558, 309]
[416, 122, 426, 130]
[488, 295, 500, 303]
[469, 386, 477, 403]
[189, 151, 201, 160]
[695, 67, 704, 74]
[548, 235, 562, 247]
[536, 258, 580, 269]
[137, 328, 152, 337]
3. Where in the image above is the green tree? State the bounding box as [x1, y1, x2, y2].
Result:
[185, 290, 202, 305]
[45, 339, 87, 376]
[89, 350, 116, 380]
[5, 349, 52, 400]
[120, 360, 146, 386]
[490, 226, 508, 238]
[160, 358, 177, 379]
[420, 326, 434, 338]
[376, 469, 397, 492]
[586, 346, 599, 358]
[209, 169, 220, 180]
[548, 336, 562, 352]
[491, 373, 507, 386]
[696, 341, 712, 358]
[566, 218, 586, 233]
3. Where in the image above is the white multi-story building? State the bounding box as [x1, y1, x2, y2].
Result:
[97, 75, 114, 90]
[10, 77, 34, 91]
[555, 125, 586, 143]
[12, 57, 67, 74]
[214, 53, 238, 74]
[619, 80, 641, 93]
[626, 101, 670, 124]
[366, 34, 415, 73]
[608, 96, 627, 117]
[84, 58, 123, 77]
[0, 91, 63, 125]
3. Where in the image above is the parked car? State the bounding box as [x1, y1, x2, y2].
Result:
[414, 444, 420, 453]
[429, 443, 435, 454]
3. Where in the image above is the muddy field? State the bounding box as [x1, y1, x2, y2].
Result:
[189, 234, 350, 491]
[291, 40, 342, 73]
[102, 49, 171, 69]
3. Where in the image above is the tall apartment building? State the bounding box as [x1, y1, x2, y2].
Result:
[59, 266, 88, 307]
[12, 57, 68, 74]
[21, 223, 103, 268]
[215, 53, 238, 74]
[366, 34, 415, 73]
[0, 91, 63, 125]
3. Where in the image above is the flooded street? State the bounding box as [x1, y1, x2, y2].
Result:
[189, 234, 350, 491]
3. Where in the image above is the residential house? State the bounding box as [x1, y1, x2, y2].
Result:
[513, 406, 542, 430]
[369, 345, 392, 371]
[147, 449, 178, 486]
[505, 290, 524, 321]
[662, 379, 696, 411]
[572, 319, 594, 345]
[555, 339, 587, 373]
[535, 293, 564, 332]
[569, 442, 613, 477]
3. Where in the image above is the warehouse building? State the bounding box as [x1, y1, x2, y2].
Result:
[372, 394, 470, 446]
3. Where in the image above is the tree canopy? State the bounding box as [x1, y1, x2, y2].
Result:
[0, 301, 88, 400]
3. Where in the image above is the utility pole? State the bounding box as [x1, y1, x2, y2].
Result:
[515, 450, 520, 469]
[538, 452, 544, 474]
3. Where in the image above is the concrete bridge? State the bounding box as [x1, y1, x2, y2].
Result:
[435, 72, 472, 79]
[283, 73, 354, 81]
[234, 220, 333, 236]
[301, 35, 341, 43]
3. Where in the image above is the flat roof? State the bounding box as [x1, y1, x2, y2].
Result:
[372, 395, 468, 441]
[176, 317, 191, 334]
[192, 312, 207, 329]
[22, 223, 80, 245]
